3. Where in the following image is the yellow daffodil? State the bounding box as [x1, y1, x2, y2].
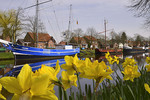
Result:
[122, 58, 137, 68]
[0, 83, 6, 100]
[61, 71, 77, 91]
[122, 65, 141, 82]
[146, 57, 150, 64]
[61, 54, 84, 75]
[105, 52, 119, 64]
[78, 58, 98, 76]
[144, 83, 150, 93]
[112, 56, 119, 64]
[80, 60, 113, 91]
[34, 60, 60, 84]
[105, 52, 113, 64]
[80, 61, 113, 81]
[0, 64, 58, 100]
[84, 58, 99, 68]
[105, 52, 110, 59]
[145, 64, 150, 72]
[48, 84, 55, 93]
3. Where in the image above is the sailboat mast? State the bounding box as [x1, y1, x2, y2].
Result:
[104, 20, 107, 49]
[67, 4, 72, 45]
[35, 0, 39, 47]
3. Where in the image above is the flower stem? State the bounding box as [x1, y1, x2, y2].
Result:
[77, 73, 82, 96]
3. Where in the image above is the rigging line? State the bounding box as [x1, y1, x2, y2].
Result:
[46, 15, 58, 40]
[53, 10, 62, 33]
[38, 0, 68, 11]
[51, 2, 62, 34]
[47, 17, 59, 43]
[22, 0, 31, 17]
[24, 0, 52, 10]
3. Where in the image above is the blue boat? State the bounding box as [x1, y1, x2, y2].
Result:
[0, 39, 80, 58]
[5, 58, 66, 76]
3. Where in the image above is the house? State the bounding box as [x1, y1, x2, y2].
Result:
[59, 41, 67, 45]
[24, 32, 56, 49]
[17, 39, 24, 45]
[83, 36, 98, 48]
[70, 37, 88, 48]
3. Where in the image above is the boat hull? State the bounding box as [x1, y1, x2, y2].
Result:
[3, 44, 80, 57]
[145, 48, 150, 52]
[95, 48, 123, 55]
[123, 47, 145, 55]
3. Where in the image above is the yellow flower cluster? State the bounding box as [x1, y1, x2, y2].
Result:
[0, 64, 58, 100]
[144, 58, 150, 94]
[61, 54, 114, 91]
[122, 58, 141, 82]
[122, 57, 137, 68]
[79, 60, 113, 83]
[145, 57, 150, 72]
[105, 52, 119, 64]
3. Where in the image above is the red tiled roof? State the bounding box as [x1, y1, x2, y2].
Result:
[59, 41, 66, 45]
[73, 37, 86, 42]
[28, 32, 52, 42]
[83, 36, 97, 41]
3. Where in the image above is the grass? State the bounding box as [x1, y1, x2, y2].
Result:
[80, 49, 95, 58]
[0, 52, 14, 60]
[0, 60, 14, 66]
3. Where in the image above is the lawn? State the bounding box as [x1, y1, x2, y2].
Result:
[0, 52, 14, 60]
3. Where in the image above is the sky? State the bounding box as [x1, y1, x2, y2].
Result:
[0, 0, 149, 43]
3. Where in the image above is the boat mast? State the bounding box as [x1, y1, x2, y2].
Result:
[35, 0, 39, 47]
[67, 4, 72, 45]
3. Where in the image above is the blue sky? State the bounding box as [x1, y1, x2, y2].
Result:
[0, 0, 149, 43]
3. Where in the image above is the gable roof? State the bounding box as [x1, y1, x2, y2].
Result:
[73, 37, 86, 42]
[27, 32, 53, 42]
[83, 36, 97, 41]
[59, 41, 66, 45]
[17, 39, 24, 43]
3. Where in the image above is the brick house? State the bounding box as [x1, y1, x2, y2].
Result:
[83, 36, 98, 48]
[70, 37, 88, 48]
[24, 32, 56, 48]
[59, 41, 67, 45]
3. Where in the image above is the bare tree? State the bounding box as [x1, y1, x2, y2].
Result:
[61, 30, 72, 43]
[73, 28, 83, 37]
[129, 0, 150, 29]
[22, 16, 46, 33]
[86, 27, 97, 48]
[86, 27, 96, 36]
